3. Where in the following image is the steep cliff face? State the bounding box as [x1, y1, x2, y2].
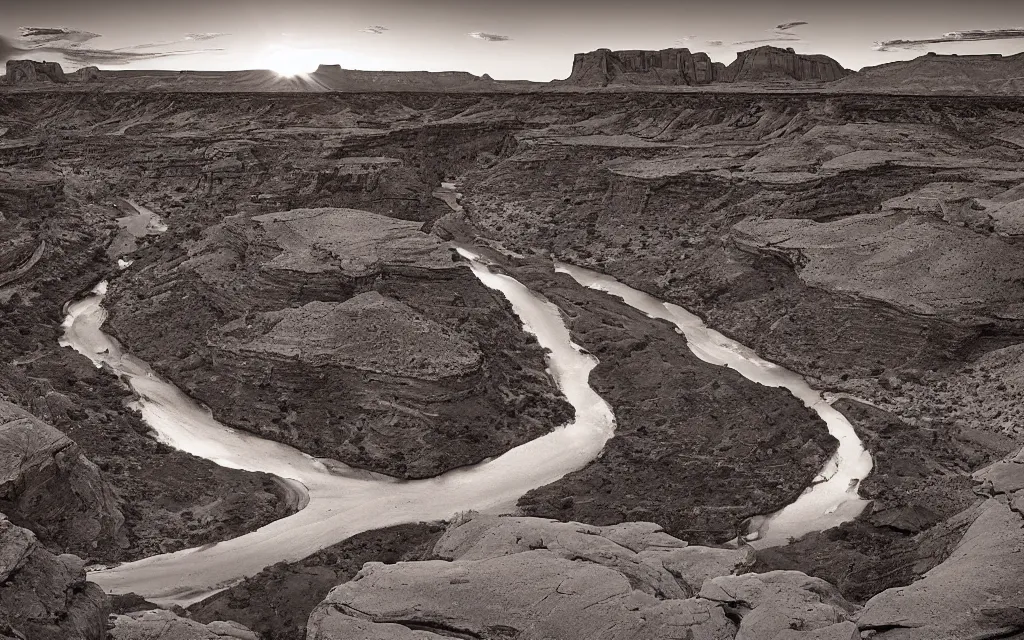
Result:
[565, 48, 725, 86]
[0, 515, 108, 640]
[0, 400, 125, 557]
[725, 46, 850, 82]
[5, 60, 68, 85]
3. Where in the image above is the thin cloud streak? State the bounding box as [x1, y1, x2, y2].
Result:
[468, 32, 511, 42]
[733, 21, 807, 46]
[874, 28, 1024, 51]
[12, 26, 224, 66]
[18, 26, 100, 46]
[359, 26, 389, 34]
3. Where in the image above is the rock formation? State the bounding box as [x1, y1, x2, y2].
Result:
[830, 51, 1024, 95]
[562, 46, 848, 86]
[0, 399, 125, 556]
[110, 609, 260, 639]
[104, 206, 572, 479]
[564, 48, 725, 86]
[0, 514, 108, 640]
[305, 65, 495, 91]
[854, 447, 1024, 638]
[306, 513, 861, 639]
[5, 60, 68, 85]
[69, 66, 101, 83]
[724, 46, 850, 82]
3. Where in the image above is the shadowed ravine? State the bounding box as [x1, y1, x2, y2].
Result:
[60, 248, 871, 606]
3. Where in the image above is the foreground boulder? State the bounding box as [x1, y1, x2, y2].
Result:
[307, 514, 857, 639]
[0, 514, 108, 640]
[0, 399, 125, 556]
[110, 609, 260, 639]
[856, 449, 1024, 638]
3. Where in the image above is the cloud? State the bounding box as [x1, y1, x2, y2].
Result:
[874, 28, 1024, 51]
[706, 40, 724, 47]
[57, 47, 223, 65]
[185, 32, 228, 41]
[12, 26, 223, 66]
[359, 25, 389, 35]
[18, 26, 101, 46]
[468, 32, 511, 42]
[732, 20, 807, 46]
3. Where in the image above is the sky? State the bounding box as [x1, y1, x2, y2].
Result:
[3, 0, 1024, 80]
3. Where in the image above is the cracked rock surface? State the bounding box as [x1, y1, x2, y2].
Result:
[110, 609, 260, 640]
[0, 514, 108, 640]
[856, 449, 1024, 639]
[307, 514, 857, 640]
[0, 399, 125, 556]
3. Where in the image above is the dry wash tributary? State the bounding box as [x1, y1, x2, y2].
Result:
[60, 247, 872, 607]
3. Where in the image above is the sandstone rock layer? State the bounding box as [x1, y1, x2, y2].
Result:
[307, 514, 858, 640]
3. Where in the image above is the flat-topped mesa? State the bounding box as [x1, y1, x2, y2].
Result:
[563, 46, 849, 86]
[566, 48, 725, 86]
[725, 45, 850, 82]
[5, 59, 68, 85]
[566, 48, 721, 86]
[309, 64, 493, 90]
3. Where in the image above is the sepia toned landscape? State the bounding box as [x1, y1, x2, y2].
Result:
[2, 22, 1024, 640]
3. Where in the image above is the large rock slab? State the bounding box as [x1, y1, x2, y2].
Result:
[732, 213, 1024, 316]
[110, 609, 260, 639]
[232, 293, 481, 379]
[0, 515, 108, 640]
[307, 514, 854, 640]
[0, 399, 124, 555]
[252, 208, 455, 276]
[856, 490, 1024, 639]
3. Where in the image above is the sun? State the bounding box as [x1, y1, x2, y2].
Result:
[260, 44, 321, 77]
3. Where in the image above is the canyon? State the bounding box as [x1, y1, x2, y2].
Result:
[0, 71, 1022, 640]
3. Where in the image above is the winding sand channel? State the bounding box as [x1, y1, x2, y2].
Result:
[554, 262, 874, 547]
[61, 247, 872, 606]
[62, 251, 615, 607]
